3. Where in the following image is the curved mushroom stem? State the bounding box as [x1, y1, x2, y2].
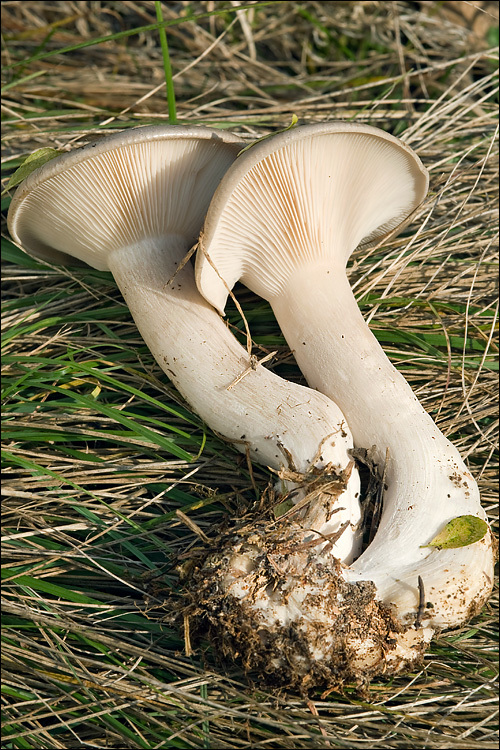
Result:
[270, 264, 494, 626]
[6, 125, 362, 564]
[107, 239, 362, 563]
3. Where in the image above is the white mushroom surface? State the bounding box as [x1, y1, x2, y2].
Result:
[194, 122, 495, 686]
[7, 125, 362, 565]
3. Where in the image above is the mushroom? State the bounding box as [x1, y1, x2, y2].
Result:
[7, 124, 362, 564]
[194, 121, 495, 686]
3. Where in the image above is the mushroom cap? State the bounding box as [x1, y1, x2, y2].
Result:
[7, 125, 243, 271]
[195, 121, 429, 314]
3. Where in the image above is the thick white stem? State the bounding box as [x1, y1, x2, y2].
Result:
[271, 264, 493, 627]
[107, 239, 362, 561]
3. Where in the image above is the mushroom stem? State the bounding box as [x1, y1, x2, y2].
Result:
[272, 265, 458, 545]
[270, 263, 493, 625]
[109, 242, 362, 563]
[108, 237, 357, 477]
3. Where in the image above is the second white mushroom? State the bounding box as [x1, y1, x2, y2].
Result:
[195, 122, 494, 685]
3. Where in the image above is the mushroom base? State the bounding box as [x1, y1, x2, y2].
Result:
[186, 522, 431, 693]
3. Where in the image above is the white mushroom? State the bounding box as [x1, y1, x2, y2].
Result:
[194, 121, 495, 686]
[7, 124, 362, 564]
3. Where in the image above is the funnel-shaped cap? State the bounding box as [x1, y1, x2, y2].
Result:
[195, 122, 429, 313]
[8, 125, 243, 271]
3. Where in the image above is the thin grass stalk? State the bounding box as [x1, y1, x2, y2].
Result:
[155, 1, 177, 124]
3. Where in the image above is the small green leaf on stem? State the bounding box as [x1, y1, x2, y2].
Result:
[421, 515, 488, 550]
[273, 498, 295, 519]
[5, 148, 59, 192]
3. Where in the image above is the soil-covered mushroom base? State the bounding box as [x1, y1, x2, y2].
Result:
[186, 520, 430, 693]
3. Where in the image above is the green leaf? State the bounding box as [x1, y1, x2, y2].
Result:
[5, 148, 59, 192]
[273, 498, 295, 519]
[421, 515, 489, 550]
[487, 25, 499, 48]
